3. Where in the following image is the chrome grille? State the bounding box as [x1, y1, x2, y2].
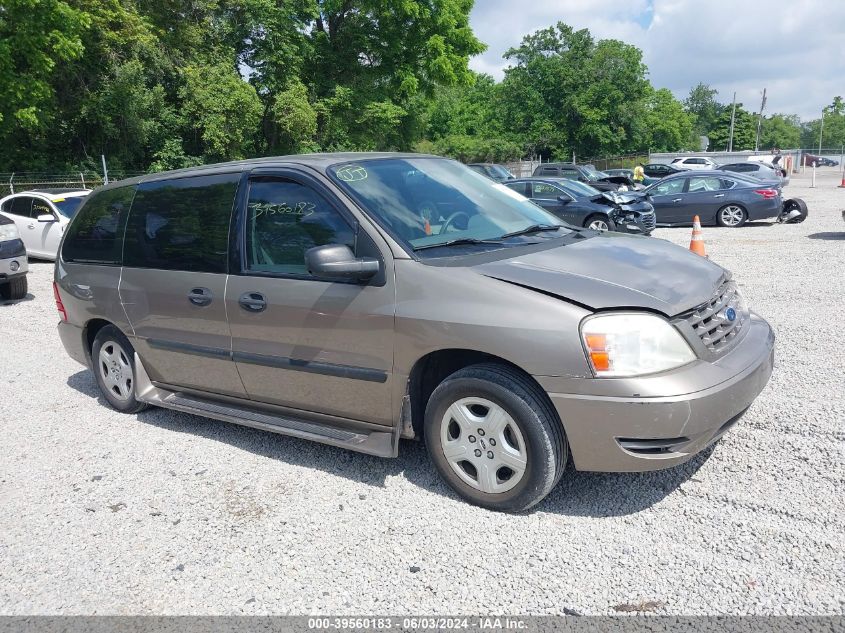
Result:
[683, 281, 746, 353]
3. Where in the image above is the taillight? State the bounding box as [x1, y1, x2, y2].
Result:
[754, 189, 777, 199]
[53, 281, 67, 322]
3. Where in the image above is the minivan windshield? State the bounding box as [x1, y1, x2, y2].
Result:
[328, 158, 568, 253]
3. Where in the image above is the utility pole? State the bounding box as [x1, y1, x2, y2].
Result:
[101, 154, 109, 185]
[728, 92, 737, 152]
[754, 88, 767, 152]
[818, 109, 825, 155]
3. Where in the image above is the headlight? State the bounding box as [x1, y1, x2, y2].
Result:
[581, 313, 696, 377]
[0, 223, 20, 242]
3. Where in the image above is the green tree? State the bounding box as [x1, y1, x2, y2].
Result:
[759, 114, 801, 149]
[179, 63, 264, 161]
[708, 103, 756, 151]
[683, 83, 723, 137]
[640, 87, 695, 152]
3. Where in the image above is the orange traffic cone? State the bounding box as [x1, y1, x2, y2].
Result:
[689, 215, 707, 257]
[838, 176, 845, 188]
[424, 218, 432, 235]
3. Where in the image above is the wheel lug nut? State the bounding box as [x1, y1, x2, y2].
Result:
[487, 451, 494, 459]
[477, 429, 485, 436]
[468, 435, 476, 443]
[489, 438, 496, 446]
[474, 449, 482, 457]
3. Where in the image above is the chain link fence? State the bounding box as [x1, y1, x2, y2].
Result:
[0, 171, 146, 197]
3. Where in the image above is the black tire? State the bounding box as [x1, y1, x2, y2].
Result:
[782, 198, 808, 223]
[424, 363, 568, 512]
[91, 325, 148, 414]
[716, 204, 748, 228]
[0, 275, 27, 300]
[583, 214, 617, 233]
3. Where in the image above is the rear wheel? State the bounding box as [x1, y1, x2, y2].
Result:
[424, 363, 568, 512]
[91, 325, 147, 414]
[584, 214, 616, 232]
[0, 275, 27, 300]
[717, 204, 747, 227]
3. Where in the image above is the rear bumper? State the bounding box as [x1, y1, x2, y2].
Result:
[0, 239, 28, 278]
[539, 315, 775, 472]
[58, 321, 90, 368]
[748, 198, 783, 221]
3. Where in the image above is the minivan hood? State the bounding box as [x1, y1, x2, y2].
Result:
[475, 232, 727, 316]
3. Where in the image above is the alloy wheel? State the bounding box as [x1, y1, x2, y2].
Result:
[720, 205, 745, 227]
[588, 218, 610, 231]
[439, 397, 528, 494]
[98, 341, 133, 401]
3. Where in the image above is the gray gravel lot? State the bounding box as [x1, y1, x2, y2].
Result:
[1, 168, 843, 616]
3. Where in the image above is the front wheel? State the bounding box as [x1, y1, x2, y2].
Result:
[717, 204, 747, 227]
[424, 363, 568, 512]
[584, 214, 617, 232]
[91, 325, 148, 414]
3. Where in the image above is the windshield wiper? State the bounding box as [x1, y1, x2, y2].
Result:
[498, 224, 563, 240]
[413, 237, 505, 251]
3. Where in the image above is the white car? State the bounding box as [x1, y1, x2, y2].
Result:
[670, 156, 718, 170]
[0, 189, 90, 260]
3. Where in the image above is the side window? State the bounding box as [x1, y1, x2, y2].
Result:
[531, 183, 563, 199]
[721, 179, 737, 189]
[504, 182, 528, 196]
[539, 167, 558, 176]
[245, 178, 355, 276]
[8, 196, 33, 217]
[123, 173, 239, 273]
[30, 198, 54, 219]
[654, 179, 685, 196]
[62, 186, 135, 264]
[560, 169, 580, 180]
[687, 176, 723, 192]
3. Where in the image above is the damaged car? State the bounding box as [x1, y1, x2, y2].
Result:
[532, 162, 635, 192]
[505, 178, 655, 234]
[56, 153, 774, 512]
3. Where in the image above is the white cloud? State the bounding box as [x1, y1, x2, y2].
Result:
[469, 0, 845, 121]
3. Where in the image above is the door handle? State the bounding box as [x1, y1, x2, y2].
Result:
[238, 292, 267, 313]
[713, 194, 725, 198]
[672, 198, 682, 203]
[188, 287, 212, 307]
[27, 224, 35, 229]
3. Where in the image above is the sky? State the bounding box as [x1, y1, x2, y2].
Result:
[468, 0, 845, 121]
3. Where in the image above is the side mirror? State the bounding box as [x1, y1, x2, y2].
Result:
[37, 214, 57, 223]
[305, 244, 380, 281]
[557, 195, 571, 204]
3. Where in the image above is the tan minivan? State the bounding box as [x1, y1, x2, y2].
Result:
[55, 154, 775, 512]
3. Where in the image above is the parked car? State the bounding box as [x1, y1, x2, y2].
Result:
[467, 163, 516, 182]
[801, 154, 838, 167]
[670, 156, 718, 170]
[642, 163, 685, 178]
[55, 153, 775, 512]
[505, 178, 655, 234]
[0, 189, 90, 259]
[643, 171, 782, 227]
[718, 162, 789, 185]
[0, 213, 28, 300]
[532, 163, 631, 191]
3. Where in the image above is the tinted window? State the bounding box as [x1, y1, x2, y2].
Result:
[539, 167, 558, 175]
[652, 179, 685, 195]
[30, 198, 54, 219]
[123, 173, 239, 273]
[7, 196, 33, 217]
[560, 169, 580, 180]
[62, 186, 135, 264]
[245, 178, 355, 276]
[504, 182, 528, 196]
[531, 182, 563, 199]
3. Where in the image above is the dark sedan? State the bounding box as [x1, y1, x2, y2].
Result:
[467, 163, 516, 182]
[505, 178, 655, 234]
[531, 163, 634, 192]
[642, 163, 685, 178]
[642, 171, 782, 227]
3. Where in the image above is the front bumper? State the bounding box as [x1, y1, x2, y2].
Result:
[537, 314, 775, 472]
[0, 239, 28, 278]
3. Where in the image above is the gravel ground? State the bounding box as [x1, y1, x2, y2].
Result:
[1, 167, 843, 616]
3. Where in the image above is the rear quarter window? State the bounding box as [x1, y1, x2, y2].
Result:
[123, 173, 239, 273]
[62, 186, 136, 264]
